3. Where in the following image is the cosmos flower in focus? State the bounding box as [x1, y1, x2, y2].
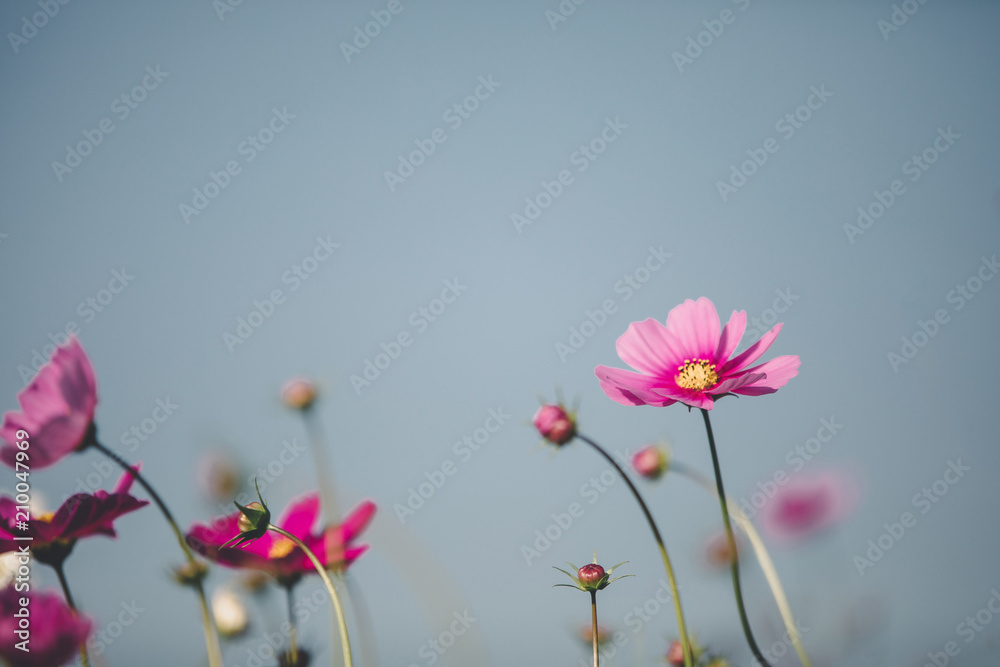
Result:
[0, 584, 93, 667]
[759, 469, 859, 544]
[595, 297, 799, 411]
[1, 337, 98, 469]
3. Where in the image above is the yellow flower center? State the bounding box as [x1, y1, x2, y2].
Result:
[268, 537, 296, 559]
[38, 512, 55, 523]
[675, 359, 719, 391]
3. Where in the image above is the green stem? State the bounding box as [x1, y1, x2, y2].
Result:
[670, 461, 814, 667]
[700, 409, 771, 667]
[268, 525, 352, 667]
[577, 434, 693, 667]
[54, 563, 90, 667]
[284, 582, 299, 666]
[90, 440, 224, 667]
[590, 590, 599, 667]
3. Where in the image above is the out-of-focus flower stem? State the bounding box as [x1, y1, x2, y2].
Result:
[90, 440, 224, 667]
[269, 524, 352, 667]
[576, 433, 693, 667]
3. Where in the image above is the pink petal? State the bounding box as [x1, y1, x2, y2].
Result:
[732, 356, 800, 396]
[595, 366, 677, 407]
[339, 500, 377, 544]
[710, 372, 766, 394]
[664, 297, 721, 361]
[714, 310, 747, 365]
[614, 319, 681, 377]
[650, 384, 716, 410]
[720, 323, 783, 375]
[112, 463, 142, 494]
[277, 492, 321, 538]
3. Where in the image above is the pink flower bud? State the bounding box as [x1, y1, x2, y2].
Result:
[281, 378, 317, 411]
[632, 445, 668, 479]
[238, 502, 265, 533]
[577, 563, 606, 589]
[533, 404, 575, 445]
[666, 640, 685, 666]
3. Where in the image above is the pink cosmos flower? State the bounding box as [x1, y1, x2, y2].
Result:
[0, 584, 93, 667]
[594, 297, 800, 411]
[759, 470, 859, 544]
[1, 337, 98, 469]
[0, 466, 148, 565]
[186, 494, 375, 577]
[632, 445, 669, 479]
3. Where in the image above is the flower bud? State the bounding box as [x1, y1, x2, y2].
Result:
[238, 502, 264, 533]
[632, 444, 669, 479]
[281, 378, 317, 411]
[172, 560, 209, 587]
[577, 563, 607, 590]
[666, 640, 685, 666]
[533, 404, 576, 445]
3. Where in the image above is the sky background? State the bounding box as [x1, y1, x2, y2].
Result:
[2, 1, 999, 665]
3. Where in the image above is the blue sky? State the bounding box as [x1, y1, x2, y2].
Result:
[2, 1, 999, 665]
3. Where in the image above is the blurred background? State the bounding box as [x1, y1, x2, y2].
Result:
[1, 0, 999, 664]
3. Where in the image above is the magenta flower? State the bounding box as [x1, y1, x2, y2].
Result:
[0, 584, 93, 667]
[759, 470, 859, 544]
[594, 297, 800, 411]
[0, 466, 148, 566]
[1, 337, 98, 469]
[186, 494, 375, 577]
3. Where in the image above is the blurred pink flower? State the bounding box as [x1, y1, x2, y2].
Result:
[0, 466, 148, 566]
[595, 297, 800, 411]
[0, 584, 93, 667]
[632, 444, 669, 479]
[760, 470, 859, 543]
[281, 378, 318, 411]
[1, 337, 98, 469]
[186, 494, 375, 577]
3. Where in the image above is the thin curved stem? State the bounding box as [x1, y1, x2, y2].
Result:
[90, 440, 224, 667]
[576, 434, 693, 667]
[55, 563, 90, 667]
[700, 409, 771, 667]
[590, 590, 600, 667]
[268, 525, 352, 667]
[670, 460, 814, 667]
